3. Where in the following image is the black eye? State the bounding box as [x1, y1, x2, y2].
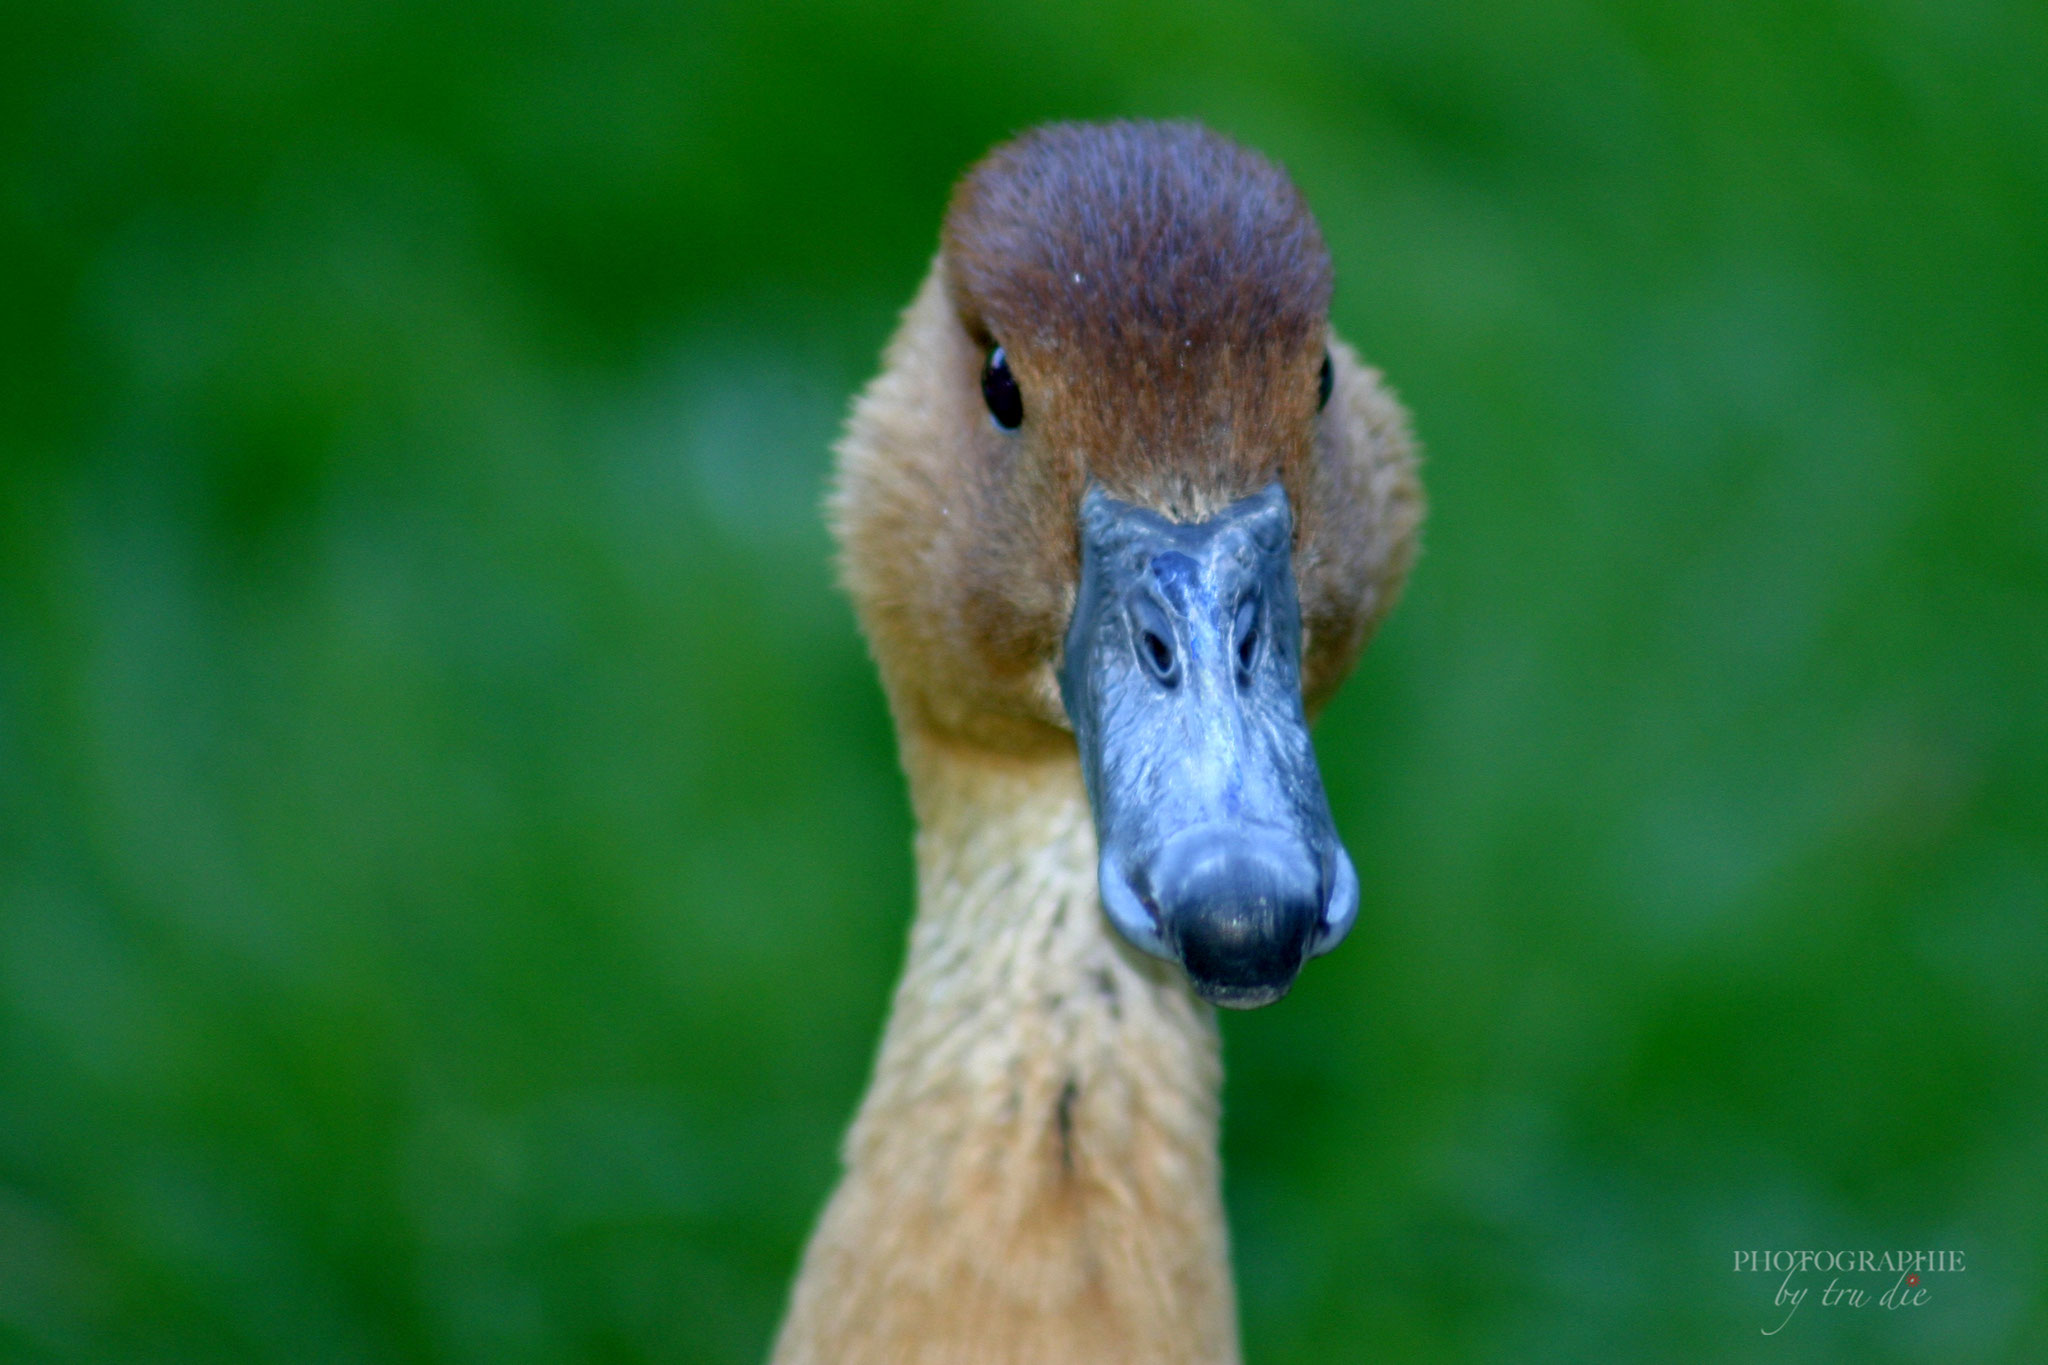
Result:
[982, 345, 1024, 429]
[1317, 351, 1333, 412]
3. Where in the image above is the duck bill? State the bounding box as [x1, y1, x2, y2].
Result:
[1058, 481, 1359, 1009]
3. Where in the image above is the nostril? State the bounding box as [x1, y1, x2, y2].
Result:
[1143, 630, 1174, 678]
[1233, 595, 1261, 679]
[1128, 594, 1180, 687]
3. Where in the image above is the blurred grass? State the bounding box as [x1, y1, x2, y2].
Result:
[1, 0, 2044, 1361]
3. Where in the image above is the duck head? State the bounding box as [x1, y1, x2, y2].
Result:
[833, 121, 1422, 1008]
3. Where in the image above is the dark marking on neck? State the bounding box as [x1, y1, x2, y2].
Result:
[1054, 1078, 1079, 1174]
[1091, 965, 1122, 1020]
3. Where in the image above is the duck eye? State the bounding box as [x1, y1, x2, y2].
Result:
[1317, 351, 1333, 412]
[982, 346, 1024, 429]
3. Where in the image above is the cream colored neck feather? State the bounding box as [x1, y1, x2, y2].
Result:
[770, 733, 1238, 1365]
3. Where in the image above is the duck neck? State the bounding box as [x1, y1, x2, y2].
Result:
[771, 731, 1240, 1365]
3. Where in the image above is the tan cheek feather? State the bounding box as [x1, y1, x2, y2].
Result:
[1297, 336, 1425, 713]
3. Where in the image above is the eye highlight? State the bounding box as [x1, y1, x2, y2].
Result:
[1317, 351, 1333, 412]
[982, 346, 1024, 429]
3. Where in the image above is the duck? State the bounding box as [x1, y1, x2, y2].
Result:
[769, 120, 1423, 1365]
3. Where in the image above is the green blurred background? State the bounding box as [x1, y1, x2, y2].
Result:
[2, 0, 2043, 1360]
